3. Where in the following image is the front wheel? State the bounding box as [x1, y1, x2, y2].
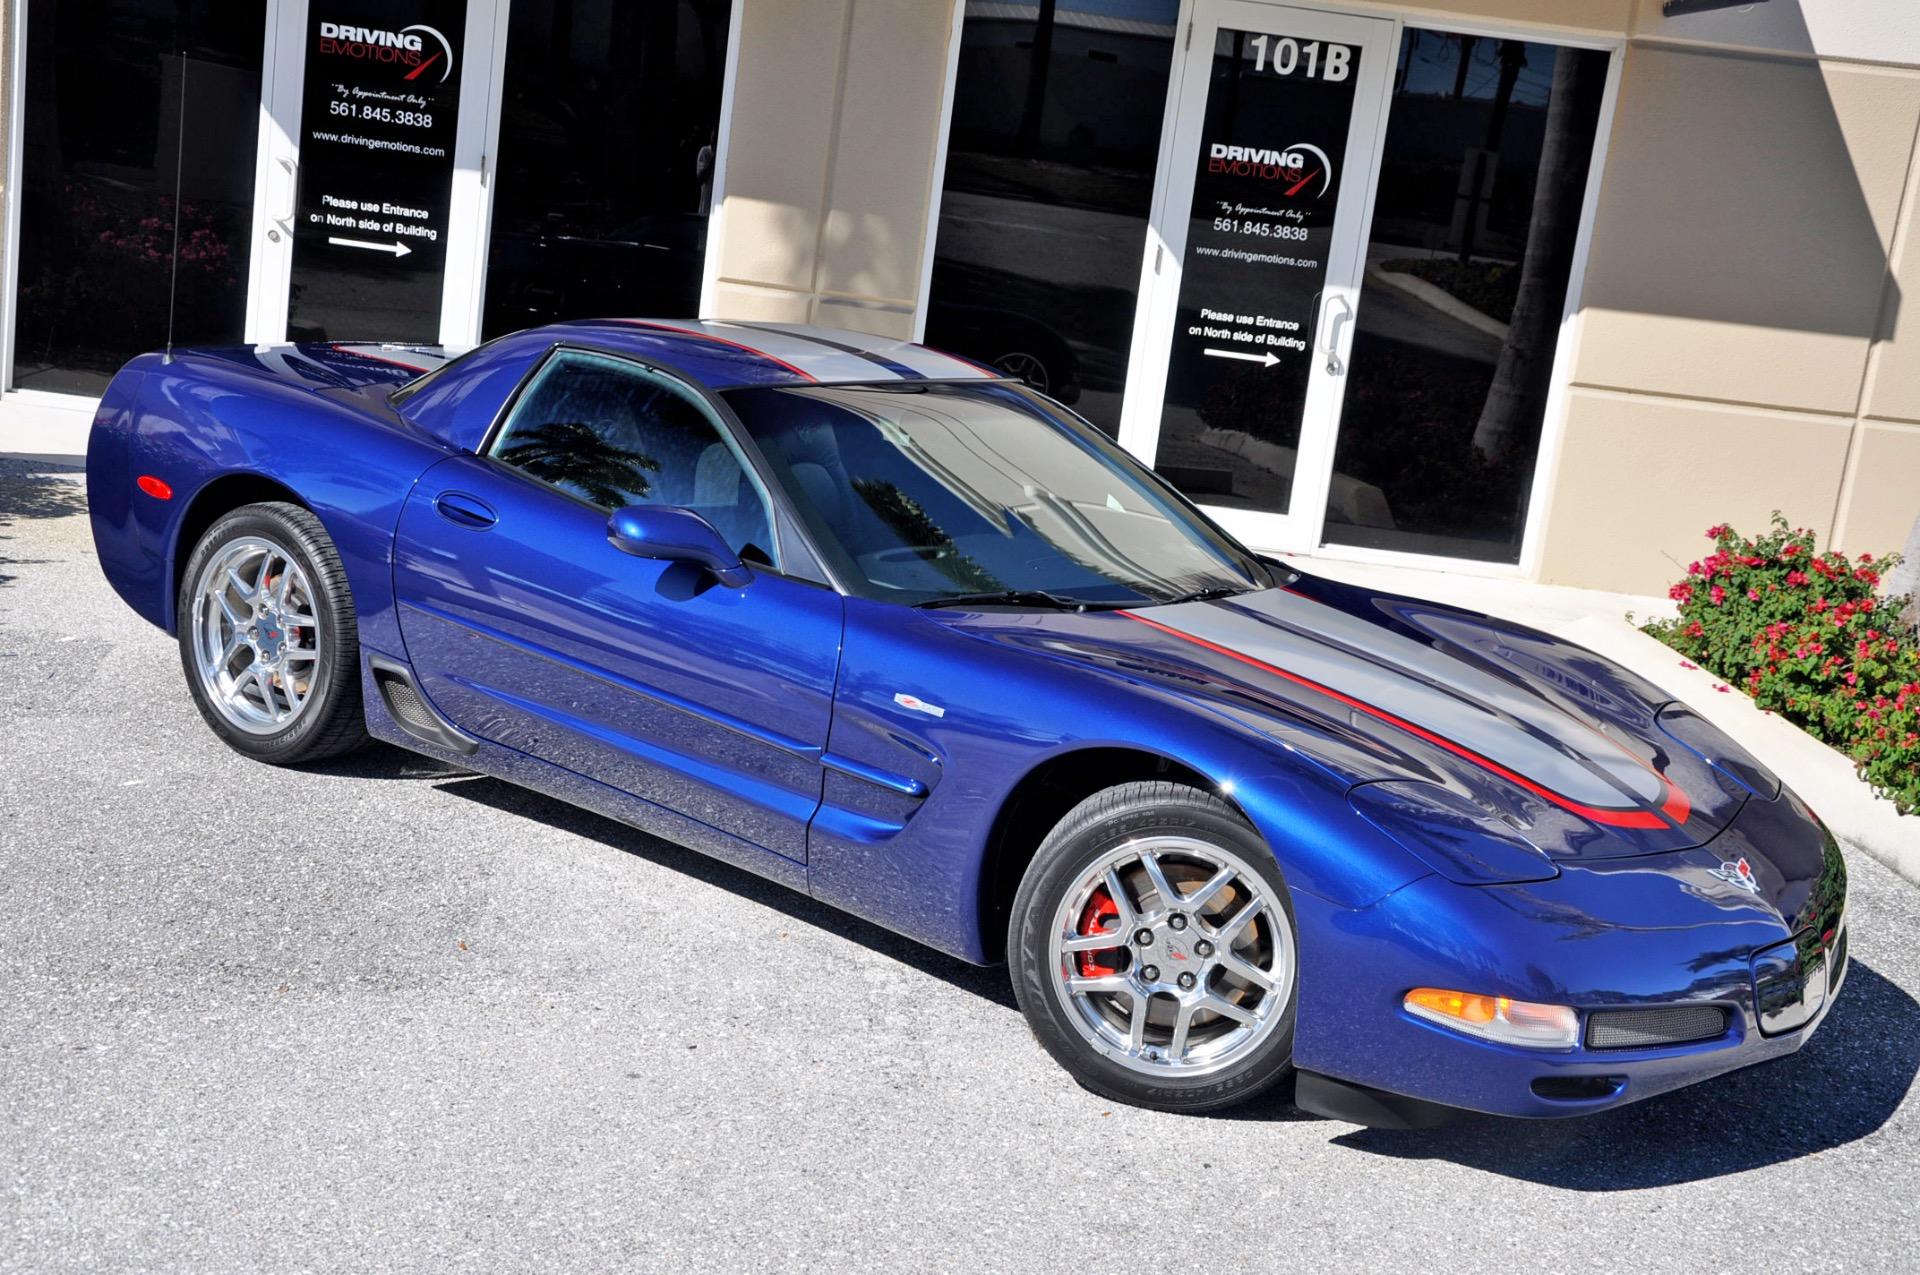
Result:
[176, 501, 368, 765]
[1009, 781, 1299, 1112]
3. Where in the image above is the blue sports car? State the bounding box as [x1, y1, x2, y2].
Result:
[86, 320, 1848, 1123]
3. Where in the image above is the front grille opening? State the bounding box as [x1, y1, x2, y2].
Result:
[1585, 1005, 1730, 1051]
[1532, 1075, 1626, 1102]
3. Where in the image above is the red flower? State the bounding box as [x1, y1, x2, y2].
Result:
[1710, 585, 1727, 606]
[1670, 583, 1693, 603]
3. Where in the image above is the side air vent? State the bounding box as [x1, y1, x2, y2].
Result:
[1585, 1005, 1729, 1051]
[370, 658, 479, 756]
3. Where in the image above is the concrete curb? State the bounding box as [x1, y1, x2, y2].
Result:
[1363, 264, 1510, 340]
[1559, 615, 1920, 887]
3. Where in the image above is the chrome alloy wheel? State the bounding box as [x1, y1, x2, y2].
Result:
[1047, 836, 1295, 1078]
[189, 535, 322, 736]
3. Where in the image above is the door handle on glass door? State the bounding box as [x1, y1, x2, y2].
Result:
[278, 156, 299, 227]
[1323, 295, 1352, 373]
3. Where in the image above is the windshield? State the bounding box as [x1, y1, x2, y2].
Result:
[723, 381, 1268, 606]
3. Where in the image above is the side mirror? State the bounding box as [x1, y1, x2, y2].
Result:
[607, 505, 752, 588]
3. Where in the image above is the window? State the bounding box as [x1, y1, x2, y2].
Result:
[922, 0, 1183, 433]
[724, 381, 1263, 606]
[13, 0, 266, 395]
[489, 352, 775, 565]
[481, 0, 734, 337]
[1323, 31, 1610, 562]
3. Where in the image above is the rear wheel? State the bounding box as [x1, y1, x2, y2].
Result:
[1010, 781, 1298, 1112]
[176, 502, 367, 764]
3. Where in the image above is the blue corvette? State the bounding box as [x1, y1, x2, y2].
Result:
[86, 320, 1848, 1123]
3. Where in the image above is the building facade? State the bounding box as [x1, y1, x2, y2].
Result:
[1, 0, 1916, 594]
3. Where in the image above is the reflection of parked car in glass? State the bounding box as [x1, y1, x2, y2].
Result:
[482, 211, 708, 338]
[921, 301, 1082, 405]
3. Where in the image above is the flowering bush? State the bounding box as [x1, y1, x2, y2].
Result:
[1644, 515, 1919, 816]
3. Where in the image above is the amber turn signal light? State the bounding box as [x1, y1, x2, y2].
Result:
[1404, 987, 1579, 1050]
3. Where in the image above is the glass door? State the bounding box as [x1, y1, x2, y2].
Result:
[9, 0, 268, 397]
[1319, 30, 1611, 564]
[1119, 0, 1394, 551]
[245, 0, 499, 348]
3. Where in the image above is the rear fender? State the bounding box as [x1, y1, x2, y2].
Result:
[87, 352, 453, 653]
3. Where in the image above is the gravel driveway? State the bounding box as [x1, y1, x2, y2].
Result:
[4, 460, 1917, 1273]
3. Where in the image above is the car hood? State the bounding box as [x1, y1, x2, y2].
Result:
[945, 575, 1754, 860]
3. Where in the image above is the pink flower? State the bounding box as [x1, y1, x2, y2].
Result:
[1710, 585, 1727, 606]
[1670, 584, 1693, 603]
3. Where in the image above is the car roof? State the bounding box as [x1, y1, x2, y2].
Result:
[540, 318, 1005, 389]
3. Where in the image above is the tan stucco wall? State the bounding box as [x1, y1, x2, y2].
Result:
[1538, 1, 1920, 592]
[707, 0, 957, 340]
[711, 1, 1920, 594]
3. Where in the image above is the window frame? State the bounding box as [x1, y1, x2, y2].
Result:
[477, 342, 826, 584]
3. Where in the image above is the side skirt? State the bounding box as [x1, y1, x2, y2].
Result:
[357, 655, 810, 895]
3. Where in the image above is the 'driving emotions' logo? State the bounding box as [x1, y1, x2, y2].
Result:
[317, 22, 455, 83]
[1207, 142, 1333, 198]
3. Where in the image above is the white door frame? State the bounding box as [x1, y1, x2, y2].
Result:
[1118, 0, 1396, 556]
[912, 0, 1628, 579]
[0, 0, 33, 398]
[438, 0, 510, 350]
[244, 0, 503, 349]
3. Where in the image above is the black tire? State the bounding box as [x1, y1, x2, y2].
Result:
[1009, 781, 1298, 1112]
[175, 501, 368, 765]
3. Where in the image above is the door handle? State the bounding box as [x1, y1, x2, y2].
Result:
[278, 156, 299, 227]
[1322, 294, 1353, 373]
[434, 491, 497, 529]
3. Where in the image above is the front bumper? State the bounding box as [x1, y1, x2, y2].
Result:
[1292, 787, 1849, 1119]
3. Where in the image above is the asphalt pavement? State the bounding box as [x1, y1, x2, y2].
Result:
[4, 459, 1918, 1273]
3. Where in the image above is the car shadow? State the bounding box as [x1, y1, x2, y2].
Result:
[0, 461, 87, 588]
[426, 768, 1021, 1011]
[1320, 960, 1919, 1188]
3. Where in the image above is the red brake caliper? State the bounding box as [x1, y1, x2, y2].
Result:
[1075, 886, 1124, 977]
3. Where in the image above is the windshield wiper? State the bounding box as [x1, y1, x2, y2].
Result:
[1161, 584, 1249, 606]
[914, 589, 1133, 612]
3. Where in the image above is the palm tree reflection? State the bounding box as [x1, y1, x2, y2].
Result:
[497, 420, 663, 509]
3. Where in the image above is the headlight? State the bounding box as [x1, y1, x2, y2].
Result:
[1348, 780, 1558, 885]
[1405, 988, 1579, 1050]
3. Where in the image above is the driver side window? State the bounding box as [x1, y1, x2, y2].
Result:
[489, 350, 777, 565]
